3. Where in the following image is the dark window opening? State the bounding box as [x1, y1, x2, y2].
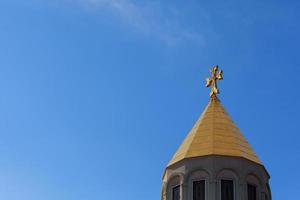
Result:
[193, 180, 205, 200]
[248, 184, 256, 200]
[172, 185, 180, 200]
[221, 180, 234, 200]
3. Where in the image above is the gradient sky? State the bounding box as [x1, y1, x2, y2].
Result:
[0, 0, 299, 199]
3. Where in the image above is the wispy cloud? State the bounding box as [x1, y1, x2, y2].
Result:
[72, 0, 206, 46]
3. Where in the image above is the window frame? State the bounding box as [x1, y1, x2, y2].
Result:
[188, 170, 210, 200]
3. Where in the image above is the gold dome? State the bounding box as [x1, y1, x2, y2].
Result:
[167, 96, 262, 167]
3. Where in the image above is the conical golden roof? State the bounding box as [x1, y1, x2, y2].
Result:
[167, 96, 262, 167]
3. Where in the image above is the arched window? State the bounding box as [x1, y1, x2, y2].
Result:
[217, 169, 238, 200]
[167, 175, 183, 200]
[188, 170, 209, 200]
[246, 174, 261, 200]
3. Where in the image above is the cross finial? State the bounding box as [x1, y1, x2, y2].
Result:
[206, 65, 223, 97]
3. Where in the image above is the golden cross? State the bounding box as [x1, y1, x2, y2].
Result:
[206, 65, 223, 97]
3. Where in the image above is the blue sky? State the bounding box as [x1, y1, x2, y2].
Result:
[0, 0, 299, 199]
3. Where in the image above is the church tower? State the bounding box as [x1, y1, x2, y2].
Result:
[161, 66, 271, 200]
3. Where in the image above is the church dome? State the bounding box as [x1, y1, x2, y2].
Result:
[167, 95, 262, 167]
